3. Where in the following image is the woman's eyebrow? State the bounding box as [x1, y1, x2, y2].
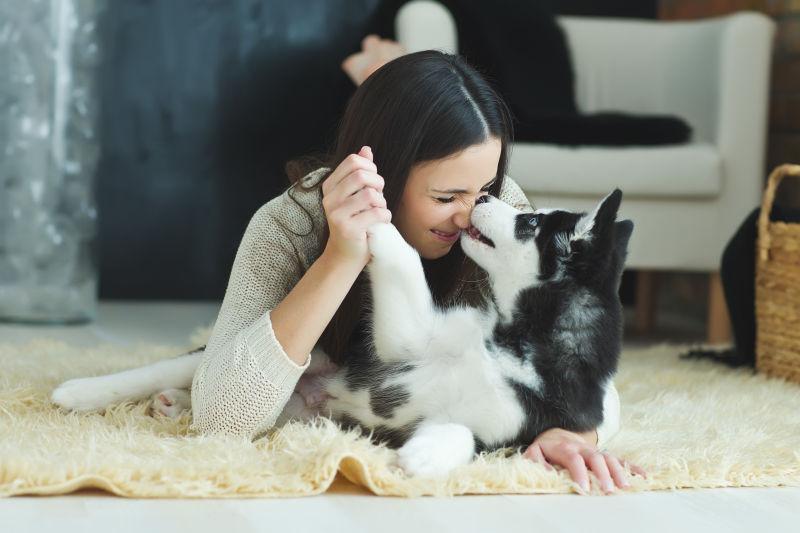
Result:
[430, 177, 497, 194]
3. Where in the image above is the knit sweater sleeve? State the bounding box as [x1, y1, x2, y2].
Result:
[499, 175, 534, 212]
[190, 198, 312, 440]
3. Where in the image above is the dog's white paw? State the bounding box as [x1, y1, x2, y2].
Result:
[150, 388, 191, 418]
[366, 222, 418, 267]
[395, 423, 475, 478]
[51, 376, 127, 412]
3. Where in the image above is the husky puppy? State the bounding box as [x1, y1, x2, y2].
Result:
[52, 190, 632, 478]
[310, 189, 632, 476]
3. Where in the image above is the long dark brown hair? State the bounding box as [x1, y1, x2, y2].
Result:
[283, 50, 514, 365]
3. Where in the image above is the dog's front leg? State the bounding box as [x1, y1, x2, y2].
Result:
[394, 421, 476, 478]
[366, 222, 436, 359]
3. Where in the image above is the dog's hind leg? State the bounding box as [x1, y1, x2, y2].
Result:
[366, 223, 437, 360]
[51, 348, 204, 412]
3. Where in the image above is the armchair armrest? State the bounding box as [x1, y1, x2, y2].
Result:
[395, 0, 457, 54]
[716, 12, 774, 199]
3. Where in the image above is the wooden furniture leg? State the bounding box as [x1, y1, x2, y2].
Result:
[635, 270, 658, 336]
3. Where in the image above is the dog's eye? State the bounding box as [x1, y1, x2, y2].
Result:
[528, 214, 540, 228]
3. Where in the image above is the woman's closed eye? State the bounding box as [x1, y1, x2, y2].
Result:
[435, 188, 493, 204]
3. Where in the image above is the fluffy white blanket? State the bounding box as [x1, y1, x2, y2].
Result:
[1, 328, 798, 497]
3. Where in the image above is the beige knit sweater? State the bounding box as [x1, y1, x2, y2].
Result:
[190, 167, 621, 447]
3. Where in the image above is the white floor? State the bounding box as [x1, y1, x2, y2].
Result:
[2, 301, 799, 533]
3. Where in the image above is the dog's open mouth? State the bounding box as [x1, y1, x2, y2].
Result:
[466, 224, 495, 248]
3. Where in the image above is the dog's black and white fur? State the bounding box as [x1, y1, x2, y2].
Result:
[52, 190, 632, 478]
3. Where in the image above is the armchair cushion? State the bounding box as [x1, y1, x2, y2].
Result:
[509, 142, 722, 199]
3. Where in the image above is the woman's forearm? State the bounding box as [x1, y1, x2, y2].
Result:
[271, 250, 364, 365]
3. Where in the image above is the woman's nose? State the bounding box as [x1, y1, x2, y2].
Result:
[454, 195, 488, 228]
[453, 203, 472, 228]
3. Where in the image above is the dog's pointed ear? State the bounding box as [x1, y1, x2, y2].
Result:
[610, 219, 634, 290]
[572, 189, 623, 242]
[595, 189, 622, 232]
[614, 219, 634, 262]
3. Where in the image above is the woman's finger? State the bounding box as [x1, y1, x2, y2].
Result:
[339, 187, 386, 218]
[523, 443, 554, 471]
[583, 449, 614, 493]
[322, 151, 377, 196]
[351, 206, 392, 228]
[604, 454, 631, 489]
[324, 160, 376, 196]
[336, 170, 385, 200]
[561, 451, 590, 494]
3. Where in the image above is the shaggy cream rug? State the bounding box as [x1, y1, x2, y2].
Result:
[1, 326, 799, 498]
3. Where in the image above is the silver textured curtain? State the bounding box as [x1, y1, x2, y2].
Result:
[0, 0, 104, 323]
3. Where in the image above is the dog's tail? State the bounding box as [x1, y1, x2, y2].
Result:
[50, 347, 206, 412]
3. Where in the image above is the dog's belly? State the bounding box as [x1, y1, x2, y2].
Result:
[322, 348, 527, 448]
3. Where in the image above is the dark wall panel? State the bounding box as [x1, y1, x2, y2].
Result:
[97, 0, 385, 299]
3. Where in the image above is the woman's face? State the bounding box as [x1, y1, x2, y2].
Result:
[394, 137, 502, 260]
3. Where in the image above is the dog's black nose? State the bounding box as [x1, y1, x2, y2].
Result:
[475, 195, 490, 205]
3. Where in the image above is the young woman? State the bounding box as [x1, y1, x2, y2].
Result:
[191, 49, 645, 494]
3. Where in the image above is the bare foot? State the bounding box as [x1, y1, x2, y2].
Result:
[341, 34, 407, 86]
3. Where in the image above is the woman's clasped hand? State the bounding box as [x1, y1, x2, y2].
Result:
[321, 146, 392, 266]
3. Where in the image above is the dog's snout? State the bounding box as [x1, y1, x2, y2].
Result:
[475, 195, 490, 205]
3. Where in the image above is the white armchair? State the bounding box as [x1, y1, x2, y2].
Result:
[396, 1, 775, 342]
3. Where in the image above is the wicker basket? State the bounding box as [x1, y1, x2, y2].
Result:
[755, 164, 800, 384]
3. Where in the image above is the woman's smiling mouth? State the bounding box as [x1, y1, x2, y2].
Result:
[431, 229, 460, 242]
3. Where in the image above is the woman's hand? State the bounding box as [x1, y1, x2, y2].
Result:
[321, 146, 391, 268]
[523, 427, 647, 495]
